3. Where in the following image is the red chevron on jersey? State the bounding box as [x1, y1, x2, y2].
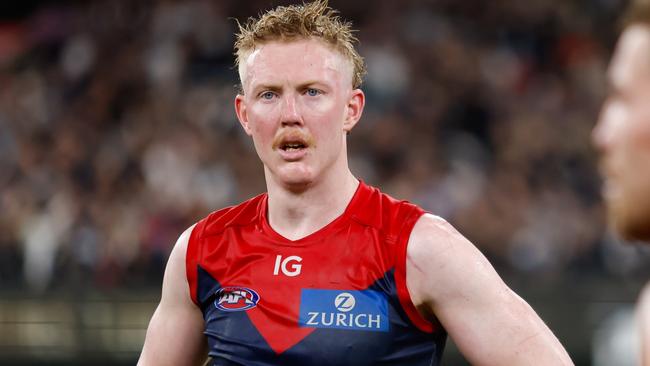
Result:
[186, 181, 447, 365]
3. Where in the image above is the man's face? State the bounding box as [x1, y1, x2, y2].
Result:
[235, 38, 364, 189]
[594, 25, 650, 241]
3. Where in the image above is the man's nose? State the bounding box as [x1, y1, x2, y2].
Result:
[592, 101, 616, 153]
[280, 94, 303, 127]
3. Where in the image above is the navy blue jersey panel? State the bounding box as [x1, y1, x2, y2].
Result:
[197, 266, 277, 362]
[276, 269, 445, 366]
[197, 265, 446, 366]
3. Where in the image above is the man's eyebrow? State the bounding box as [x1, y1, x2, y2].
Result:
[251, 81, 330, 94]
[297, 81, 336, 92]
[251, 84, 282, 94]
[297, 81, 324, 88]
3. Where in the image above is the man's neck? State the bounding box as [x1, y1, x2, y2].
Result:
[266, 171, 359, 241]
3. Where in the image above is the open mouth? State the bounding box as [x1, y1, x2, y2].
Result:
[280, 142, 307, 151]
[272, 131, 314, 159]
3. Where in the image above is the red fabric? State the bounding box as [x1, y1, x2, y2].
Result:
[186, 181, 437, 354]
[186, 217, 206, 306]
[393, 205, 435, 333]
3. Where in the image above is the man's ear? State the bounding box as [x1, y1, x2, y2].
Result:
[343, 89, 365, 133]
[235, 94, 253, 136]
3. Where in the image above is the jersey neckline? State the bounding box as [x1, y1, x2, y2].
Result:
[258, 180, 368, 247]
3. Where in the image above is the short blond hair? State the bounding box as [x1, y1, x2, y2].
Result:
[234, 0, 365, 89]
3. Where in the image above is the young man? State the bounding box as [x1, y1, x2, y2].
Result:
[592, 1, 650, 364]
[138, 1, 572, 365]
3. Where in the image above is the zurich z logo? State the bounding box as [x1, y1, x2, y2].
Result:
[299, 289, 389, 332]
[214, 287, 260, 312]
[334, 292, 356, 312]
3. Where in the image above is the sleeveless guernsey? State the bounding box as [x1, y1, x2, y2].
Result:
[186, 181, 447, 365]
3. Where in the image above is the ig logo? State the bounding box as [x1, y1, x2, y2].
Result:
[273, 255, 302, 277]
[334, 292, 356, 312]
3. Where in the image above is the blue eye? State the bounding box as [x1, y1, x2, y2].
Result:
[306, 88, 320, 96]
[261, 91, 275, 100]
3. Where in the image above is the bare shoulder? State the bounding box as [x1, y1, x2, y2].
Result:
[407, 213, 467, 255]
[407, 213, 485, 273]
[175, 224, 196, 255]
[162, 223, 198, 304]
[168, 224, 196, 267]
[138, 223, 206, 366]
[406, 213, 505, 307]
[406, 214, 574, 365]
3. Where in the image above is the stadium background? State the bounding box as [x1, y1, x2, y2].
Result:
[0, 0, 648, 364]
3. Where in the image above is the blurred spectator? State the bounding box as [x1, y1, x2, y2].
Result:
[0, 0, 646, 293]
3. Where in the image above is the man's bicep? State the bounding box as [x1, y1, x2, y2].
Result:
[407, 216, 517, 353]
[138, 226, 207, 366]
[406, 215, 572, 366]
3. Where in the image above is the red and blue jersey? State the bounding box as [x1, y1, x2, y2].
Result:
[186, 181, 447, 365]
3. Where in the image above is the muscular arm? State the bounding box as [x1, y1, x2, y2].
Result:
[406, 214, 573, 366]
[138, 225, 207, 366]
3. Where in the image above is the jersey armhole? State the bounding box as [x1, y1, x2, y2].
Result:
[394, 206, 436, 333]
[186, 218, 207, 306]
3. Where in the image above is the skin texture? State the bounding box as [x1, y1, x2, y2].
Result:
[137, 225, 207, 366]
[235, 39, 361, 191]
[593, 24, 650, 366]
[138, 38, 573, 365]
[593, 25, 650, 241]
[407, 214, 573, 365]
[235, 39, 365, 240]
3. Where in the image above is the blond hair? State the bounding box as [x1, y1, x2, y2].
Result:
[234, 0, 365, 89]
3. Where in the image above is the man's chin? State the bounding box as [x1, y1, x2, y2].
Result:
[276, 171, 315, 192]
[264, 162, 317, 191]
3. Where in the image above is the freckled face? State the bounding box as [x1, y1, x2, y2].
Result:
[235, 39, 363, 189]
[594, 25, 650, 241]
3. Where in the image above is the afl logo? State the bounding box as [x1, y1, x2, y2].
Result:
[215, 287, 260, 312]
[334, 292, 356, 312]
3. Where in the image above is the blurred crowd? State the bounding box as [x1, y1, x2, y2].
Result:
[1, 0, 648, 294]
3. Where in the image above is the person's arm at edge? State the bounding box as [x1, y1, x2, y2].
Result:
[637, 282, 650, 366]
[138, 224, 207, 366]
[406, 214, 573, 366]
